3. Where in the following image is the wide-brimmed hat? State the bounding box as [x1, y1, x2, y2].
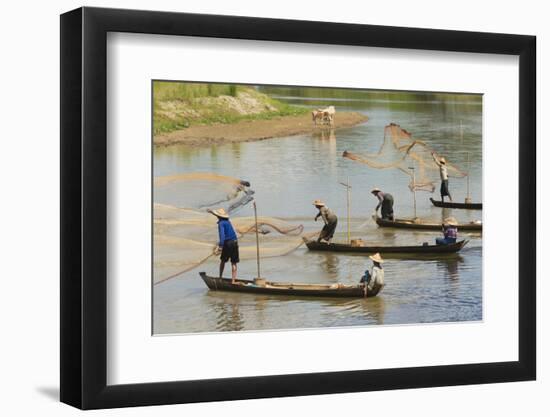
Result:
[371, 187, 381, 194]
[210, 208, 229, 219]
[443, 216, 458, 226]
[313, 199, 325, 207]
[369, 253, 384, 263]
[440, 157, 446, 164]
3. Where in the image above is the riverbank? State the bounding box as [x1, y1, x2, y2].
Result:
[154, 112, 368, 146]
[154, 83, 310, 136]
[153, 82, 368, 146]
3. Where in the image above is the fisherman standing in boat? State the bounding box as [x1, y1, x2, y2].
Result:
[371, 188, 395, 221]
[360, 253, 385, 296]
[209, 208, 239, 284]
[313, 199, 338, 244]
[432, 152, 453, 202]
[436, 217, 458, 245]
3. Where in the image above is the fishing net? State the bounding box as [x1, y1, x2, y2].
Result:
[343, 123, 467, 192]
[154, 172, 254, 214]
[153, 173, 306, 284]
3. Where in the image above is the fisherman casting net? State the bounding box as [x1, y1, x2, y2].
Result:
[153, 173, 305, 284]
[343, 123, 467, 192]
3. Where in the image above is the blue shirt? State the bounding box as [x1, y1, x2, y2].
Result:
[218, 219, 237, 246]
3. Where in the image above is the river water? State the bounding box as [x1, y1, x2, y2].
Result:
[153, 88, 482, 334]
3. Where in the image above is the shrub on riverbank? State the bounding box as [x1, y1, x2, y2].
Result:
[153, 82, 309, 135]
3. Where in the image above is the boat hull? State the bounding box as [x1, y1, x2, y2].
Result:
[430, 198, 482, 210]
[304, 238, 468, 254]
[375, 216, 482, 231]
[199, 272, 381, 298]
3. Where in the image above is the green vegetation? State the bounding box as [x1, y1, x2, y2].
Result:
[154, 82, 239, 101]
[256, 85, 482, 119]
[153, 82, 309, 135]
[257, 85, 482, 104]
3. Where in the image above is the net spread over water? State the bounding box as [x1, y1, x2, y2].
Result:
[343, 123, 467, 192]
[154, 173, 305, 284]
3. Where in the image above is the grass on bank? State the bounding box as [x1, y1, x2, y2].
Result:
[153, 82, 310, 135]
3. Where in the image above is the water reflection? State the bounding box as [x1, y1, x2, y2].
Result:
[318, 253, 340, 277]
[311, 128, 336, 141]
[208, 293, 246, 332]
[437, 255, 464, 281]
[204, 289, 387, 331]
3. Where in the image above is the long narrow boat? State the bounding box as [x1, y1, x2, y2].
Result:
[375, 216, 482, 231]
[199, 272, 382, 298]
[430, 198, 482, 210]
[303, 237, 468, 254]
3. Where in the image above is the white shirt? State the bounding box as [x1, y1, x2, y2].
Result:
[367, 266, 385, 291]
[440, 164, 448, 181]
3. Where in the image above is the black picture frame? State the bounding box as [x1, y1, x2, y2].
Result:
[60, 6, 536, 410]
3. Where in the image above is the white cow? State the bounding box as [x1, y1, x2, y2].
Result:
[312, 106, 335, 126]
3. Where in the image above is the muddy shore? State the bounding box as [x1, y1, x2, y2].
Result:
[154, 112, 368, 146]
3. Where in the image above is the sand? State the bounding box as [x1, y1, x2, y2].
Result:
[154, 112, 368, 147]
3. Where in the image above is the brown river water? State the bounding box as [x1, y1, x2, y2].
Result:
[153, 89, 482, 334]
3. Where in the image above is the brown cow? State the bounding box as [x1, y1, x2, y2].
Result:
[312, 106, 335, 126]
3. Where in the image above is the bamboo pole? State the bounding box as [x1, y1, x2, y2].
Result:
[339, 178, 351, 244]
[465, 151, 472, 204]
[347, 176, 351, 244]
[253, 200, 261, 279]
[409, 167, 417, 219]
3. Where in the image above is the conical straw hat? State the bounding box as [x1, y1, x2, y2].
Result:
[440, 157, 447, 164]
[210, 208, 229, 219]
[369, 253, 384, 263]
[313, 199, 325, 207]
[444, 216, 458, 226]
[371, 187, 381, 194]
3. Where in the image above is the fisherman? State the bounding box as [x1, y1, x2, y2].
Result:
[432, 152, 453, 202]
[436, 217, 458, 245]
[313, 199, 338, 244]
[371, 188, 395, 221]
[209, 208, 239, 284]
[359, 253, 385, 295]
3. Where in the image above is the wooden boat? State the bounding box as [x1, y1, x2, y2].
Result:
[430, 198, 482, 210]
[199, 272, 382, 298]
[303, 237, 468, 254]
[375, 216, 482, 231]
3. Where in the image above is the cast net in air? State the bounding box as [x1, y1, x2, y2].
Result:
[153, 173, 305, 284]
[154, 172, 255, 214]
[343, 123, 467, 192]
